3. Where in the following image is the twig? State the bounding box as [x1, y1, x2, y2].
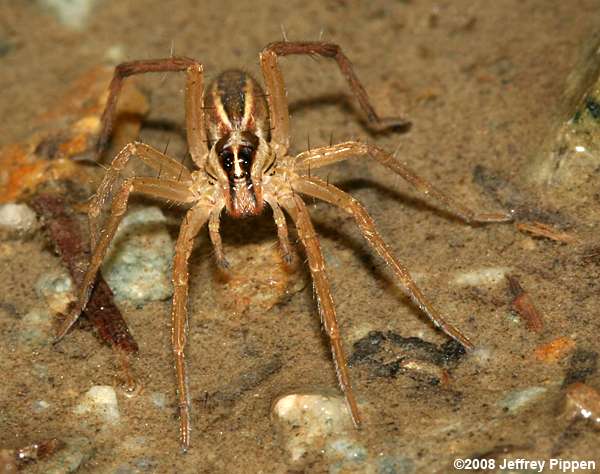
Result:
[515, 221, 578, 244]
[507, 275, 544, 332]
[30, 193, 138, 353]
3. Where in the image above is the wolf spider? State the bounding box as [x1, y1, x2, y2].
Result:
[55, 41, 511, 450]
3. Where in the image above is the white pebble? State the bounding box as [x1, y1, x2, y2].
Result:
[74, 385, 120, 424]
[102, 207, 174, 304]
[0, 203, 38, 235]
[35, 270, 74, 314]
[452, 267, 511, 286]
[272, 393, 354, 462]
[32, 400, 50, 412]
[498, 386, 547, 413]
[37, 0, 100, 30]
[471, 346, 493, 365]
[19, 308, 53, 344]
[150, 392, 167, 409]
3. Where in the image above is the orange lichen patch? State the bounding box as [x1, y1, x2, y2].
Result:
[515, 221, 578, 244]
[0, 141, 85, 202]
[0, 66, 148, 203]
[0, 142, 87, 203]
[534, 336, 576, 363]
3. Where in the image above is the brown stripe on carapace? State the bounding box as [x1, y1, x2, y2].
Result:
[217, 70, 247, 127]
[204, 70, 270, 145]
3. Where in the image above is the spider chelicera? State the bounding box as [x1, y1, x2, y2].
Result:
[55, 41, 511, 450]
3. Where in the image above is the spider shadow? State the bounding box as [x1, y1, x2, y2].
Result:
[288, 93, 411, 136]
[217, 210, 285, 249]
[336, 176, 477, 225]
[141, 117, 187, 138]
[306, 176, 475, 337]
[135, 117, 196, 167]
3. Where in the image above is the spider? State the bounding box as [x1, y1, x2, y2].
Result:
[55, 41, 511, 451]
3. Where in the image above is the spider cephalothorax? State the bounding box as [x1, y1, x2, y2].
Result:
[56, 42, 511, 451]
[204, 70, 272, 217]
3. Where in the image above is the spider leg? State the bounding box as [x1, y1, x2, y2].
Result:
[208, 206, 229, 269]
[55, 177, 196, 341]
[294, 141, 512, 224]
[98, 58, 208, 167]
[291, 176, 474, 350]
[260, 41, 407, 155]
[260, 49, 290, 157]
[89, 141, 194, 249]
[281, 194, 362, 427]
[265, 197, 294, 266]
[171, 205, 211, 452]
[184, 62, 209, 167]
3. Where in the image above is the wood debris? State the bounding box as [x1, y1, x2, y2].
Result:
[515, 221, 578, 244]
[30, 193, 138, 354]
[507, 275, 544, 332]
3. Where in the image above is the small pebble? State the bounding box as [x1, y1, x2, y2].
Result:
[38, 436, 94, 474]
[104, 44, 125, 63]
[471, 346, 493, 365]
[498, 386, 547, 413]
[0, 203, 38, 237]
[453, 267, 511, 286]
[102, 207, 174, 305]
[31, 363, 50, 381]
[272, 393, 361, 464]
[377, 456, 415, 474]
[150, 392, 167, 409]
[34, 270, 74, 314]
[272, 396, 416, 474]
[32, 400, 50, 413]
[74, 385, 120, 425]
[19, 308, 52, 345]
[36, 0, 101, 30]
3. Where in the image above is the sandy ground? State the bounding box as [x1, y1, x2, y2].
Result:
[1, 0, 600, 472]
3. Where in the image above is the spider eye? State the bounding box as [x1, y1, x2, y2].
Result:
[238, 146, 254, 166]
[220, 149, 234, 171]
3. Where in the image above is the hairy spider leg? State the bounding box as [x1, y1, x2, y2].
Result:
[88, 142, 193, 249]
[55, 173, 195, 341]
[259, 41, 408, 158]
[281, 194, 362, 426]
[291, 176, 475, 349]
[294, 141, 513, 224]
[98, 57, 208, 167]
[171, 206, 211, 451]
